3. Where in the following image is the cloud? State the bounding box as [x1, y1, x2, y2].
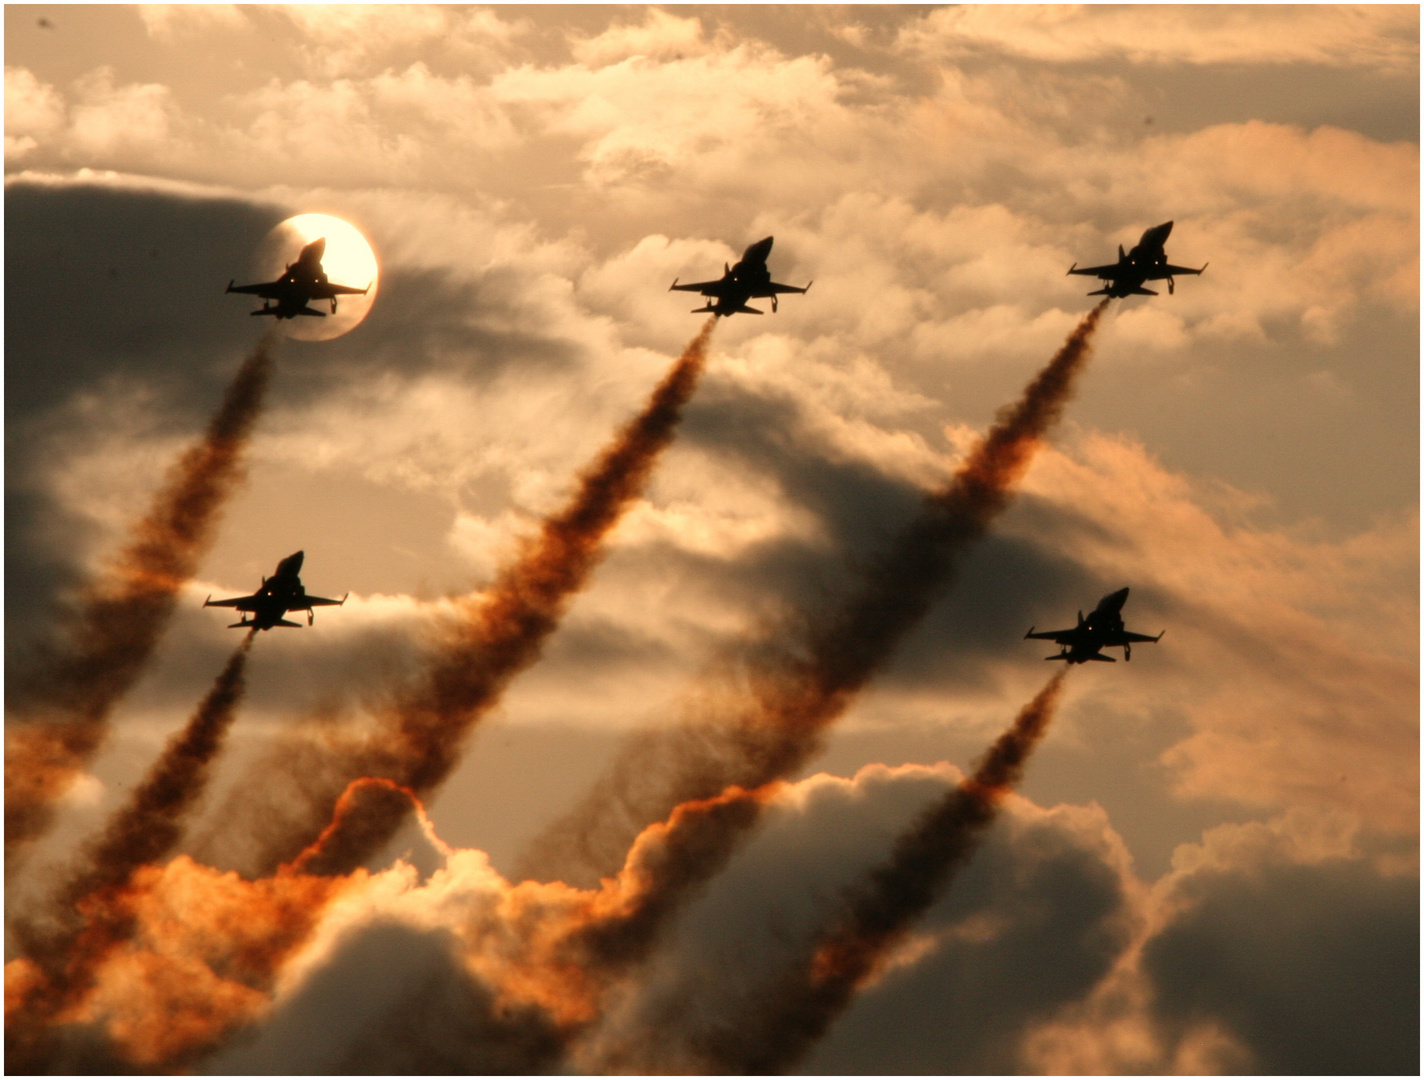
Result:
[570, 9, 712, 68]
[1004, 432, 1419, 838]
[136, 4, 245, 43]
[1024, 809, 1418, 1074]
[899, 6, 1421, 71]
[4, 67, 66, 161]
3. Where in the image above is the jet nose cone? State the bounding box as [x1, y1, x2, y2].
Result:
[744, 236, 774, 261]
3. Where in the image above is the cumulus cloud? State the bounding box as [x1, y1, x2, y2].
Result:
[5, 67, 66, 161]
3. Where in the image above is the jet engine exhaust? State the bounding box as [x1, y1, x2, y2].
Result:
[207, 319, 718, 879]
[684, 670, 1069, 1074]
[521, 300, 1110, 895]
[5, 333, 277, 870]
[7, 633, 257, 1072]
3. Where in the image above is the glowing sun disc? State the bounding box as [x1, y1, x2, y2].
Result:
[252, 213, 379, 341]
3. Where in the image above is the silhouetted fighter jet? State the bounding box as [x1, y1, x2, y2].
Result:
[1025, 587, 1163, 663]
[1067, 221, 1206, 298]
[226, 238, 370, 319]
[204, 551, 347, 630]
[670, 236, 812, 316]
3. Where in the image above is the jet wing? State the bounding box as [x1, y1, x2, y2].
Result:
[1067, 263, 1124, 278]
[1024, 627, 1074, 643]
[305, 593, 347, 607]
[755, 281, 812, 296]
[1107, 629, 1164, 644]
[1144, 263, 1206, 280]
[670, 279, 729, 295]
[204, 594, 256, 608]
[226, 281, 280, 296]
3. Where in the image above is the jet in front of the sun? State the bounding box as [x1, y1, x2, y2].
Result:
[670, 236, 812, 316]
[204, 551, 346, 630]
[1024, 587, 1164, 663]
[1067, 221, 1206, 298]
[227, 237, 370, 319]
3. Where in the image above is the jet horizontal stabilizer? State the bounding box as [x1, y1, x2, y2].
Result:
[1131, 287, 1159, 296]
[1086, 653, 1117, 662]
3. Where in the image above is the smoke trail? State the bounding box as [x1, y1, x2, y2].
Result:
[689, 670, 1069, 1073]
[6, 634, 256, 1069]
[3, 776, 382, 1074]
[6, 335, 276, 864]
[206, 320, 717, 877]
[523, 301, 1109, 886]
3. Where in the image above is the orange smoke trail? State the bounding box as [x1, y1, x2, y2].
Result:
[690, 670, 1069, 1073]
[3, 776, 385, 1073]
[219, 320, 717, 877]
[6, 634, 256, 1069]
[6, 336, 276, 865]
[524, 301, 1109, 885]
[462, 303, 1106, 1070]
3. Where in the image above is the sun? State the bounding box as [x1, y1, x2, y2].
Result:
[251, 213, 380, 341]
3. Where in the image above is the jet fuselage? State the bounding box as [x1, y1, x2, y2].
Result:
[1067, 221, 1205, 299]
[669, 236, 811, 317]
[1024, 586, 1162, 664]
[204, 550, 347, 630]
[226, 237, 370, 319]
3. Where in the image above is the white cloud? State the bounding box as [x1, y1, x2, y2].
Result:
[137, 4, 245, 42]
[4, 67, 65, 161]
[900, 6, 1420, 71]
[570, 9, 711, 68]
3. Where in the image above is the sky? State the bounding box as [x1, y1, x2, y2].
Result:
[4, 4, 1418, 1074]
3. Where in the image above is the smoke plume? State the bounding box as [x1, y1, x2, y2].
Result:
[206, 319, 716, 877]
[2, 777, 384, 1074]
[6, 336, 276, 865]
[688, 669, 1069, 1074]
[6, 634, 256, 1070]
[523, 301, 1109, 886]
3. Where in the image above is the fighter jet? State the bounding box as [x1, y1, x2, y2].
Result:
[226, 237, 370, 319]
[1024, 587, 1163, 663]
[1067, 221, 1206, 298]
[669, 236, 812, 316]
[204, 551, 347, 630]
